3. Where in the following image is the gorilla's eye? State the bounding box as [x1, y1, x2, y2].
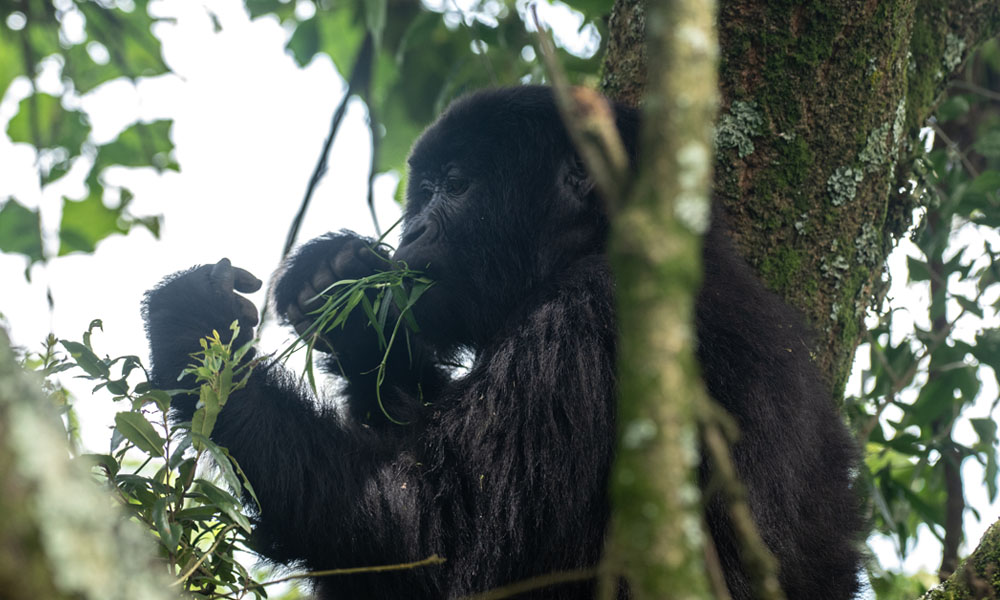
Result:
[444, 175, 469, 196]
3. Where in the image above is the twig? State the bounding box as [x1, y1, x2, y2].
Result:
[282, 32, 376, 259]
[170, 524, 238, 586]
[930, 121, 980, 178]
[700, 406, 786, 600]
[949, 79, 1000, 102]
[234, 554, 446, 595]
[362, 80, 382, 237]
[458, 568, 598, 600]
[531, 7, 629, 214]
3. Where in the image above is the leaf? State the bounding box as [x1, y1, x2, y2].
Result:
[192, 434, 243, 497]
[0, 199, 43, 267]
[96, 119, 177, 173]
[7, 93, 91, 152]
[58, 192, 129, 256]
[0, 30, 23, 98]
[60, 340, 110, 378]
[76, 453, 120, 477]
[973, 129, 1000, 159]
[364, 0, 387, 46]
[287, 17, 321, 67]
[195, 479, 252, 533]
[906, 255, 931, 282]
[245, 0, 297, 20]
[114, 411, 166, 457]
[935, 95, 971, 122]
[136, 390, 172, 413]
[190, 385, 221, 444]
[153, 497, 183, 550]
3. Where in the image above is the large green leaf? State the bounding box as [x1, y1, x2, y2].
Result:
[75, 0, 169, 82]
[114, 411, 166, 457]
[0, 198, 43, 266]
[96, 119, 177, 172]
[58, 191, 129, 256]
[7, 92, 91, 152]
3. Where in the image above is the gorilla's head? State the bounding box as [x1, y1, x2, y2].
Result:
[394, 86, 637, 349]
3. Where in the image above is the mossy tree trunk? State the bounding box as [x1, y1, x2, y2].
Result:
[604, 0, 1000, 396]
[601, 0, 1000, 597]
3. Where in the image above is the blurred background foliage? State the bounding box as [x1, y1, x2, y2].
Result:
[1, 1, 1000, 598]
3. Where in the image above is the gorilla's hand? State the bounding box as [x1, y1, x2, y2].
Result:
[143, 259, 262, 390]
[273, 233, 391, 357]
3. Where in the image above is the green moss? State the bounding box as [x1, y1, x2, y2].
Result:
[759, 246, 805, 293]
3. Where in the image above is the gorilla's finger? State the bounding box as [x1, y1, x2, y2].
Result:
[292, 319, 312, 337]
[297, 282, 322, 313]
[285, 302, 303, 324]
[332, 245, 370, 280]
[210, 258, 236, 291]
[235, 295, 260, 327]
[311, 267, 335, 296]
[233, 268, 263, 294]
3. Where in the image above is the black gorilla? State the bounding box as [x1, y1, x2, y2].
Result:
[144, 86, 863, 599]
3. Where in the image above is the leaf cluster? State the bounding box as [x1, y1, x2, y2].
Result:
[46, 319, 286, 598]
[0, 0, 174, 276]
[246, 0, 610, 198]
[278, 257, 432, 425]
[849, 38, 1000, 590]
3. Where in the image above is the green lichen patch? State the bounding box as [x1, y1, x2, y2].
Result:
[855, 222, 881, 267]
[716, 100, 764, 158]
[827, 166, 863, 206]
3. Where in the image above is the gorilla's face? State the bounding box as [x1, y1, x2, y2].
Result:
[393, 87, 611, 349]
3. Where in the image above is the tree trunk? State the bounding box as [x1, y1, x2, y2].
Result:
[604, 0, 1000, 396]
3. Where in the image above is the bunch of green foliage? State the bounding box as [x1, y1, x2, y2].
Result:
[48, 319, 275, 598]
[851, 39, 1000, 593]
[277, 259, 432, 425]
[0, 0, 174, 274]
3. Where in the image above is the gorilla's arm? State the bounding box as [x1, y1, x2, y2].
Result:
[142, 260, 444, 585]
[695, 224, 863, 600]
[272, 232, 449, 426]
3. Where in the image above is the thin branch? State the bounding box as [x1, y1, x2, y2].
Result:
[458, 568, 599, 600]
[531, 7, 629, 214]
[930, 122, 980, 178]
[701, 409, 786, 600]
[949, 79, 1000, 102]
[361, 76, 382, 237]
[233, 554, 446, 595]
[281, 32, 375, 259]
[170, 524, 237, 586]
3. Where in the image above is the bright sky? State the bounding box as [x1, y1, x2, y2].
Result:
[0, 0, 997, 585]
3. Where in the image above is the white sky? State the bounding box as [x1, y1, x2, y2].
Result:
[1, 0, 998, 584]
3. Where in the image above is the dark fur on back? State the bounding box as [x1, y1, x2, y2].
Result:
[143, 86, 863, 599]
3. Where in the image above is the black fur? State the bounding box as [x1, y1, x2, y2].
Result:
[143, 86, 863, 599]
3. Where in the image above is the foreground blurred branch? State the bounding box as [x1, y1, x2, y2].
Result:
[602, 0, 719, 596]
[0, 332, 174, 599]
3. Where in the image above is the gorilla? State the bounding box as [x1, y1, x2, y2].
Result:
[143, 86, 863, 599]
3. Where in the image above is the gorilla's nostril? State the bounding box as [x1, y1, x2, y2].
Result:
[401, 224, 428, 246]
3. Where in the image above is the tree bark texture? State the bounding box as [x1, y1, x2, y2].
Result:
[921, 518, 1000, 599]
[603, 0, 1000, 396]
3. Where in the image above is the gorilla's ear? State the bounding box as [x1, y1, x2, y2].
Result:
[559, 154, 597, 203]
